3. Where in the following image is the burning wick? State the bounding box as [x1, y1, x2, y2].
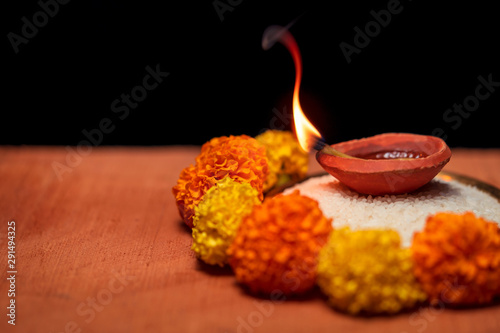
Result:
[262, 22, 355, 159]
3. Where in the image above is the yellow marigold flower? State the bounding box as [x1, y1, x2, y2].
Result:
[192, 177, 260, 266]
[317, 227, 426, 315]
[255, 130, 308, 191]
[227, 190, 332, 295]
[412, 212, 500, 305]
[172, 135, 269, 228]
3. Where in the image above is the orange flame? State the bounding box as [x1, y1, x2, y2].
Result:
[289, 38, 322, 152]
[263, 25, 322, 152]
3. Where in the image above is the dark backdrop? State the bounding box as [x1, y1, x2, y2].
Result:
[4, 0, 499, 147]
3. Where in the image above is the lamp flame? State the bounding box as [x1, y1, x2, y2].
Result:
[262, 24, 322, 152]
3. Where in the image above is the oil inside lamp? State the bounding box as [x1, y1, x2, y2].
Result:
[262, 24, 452, 195]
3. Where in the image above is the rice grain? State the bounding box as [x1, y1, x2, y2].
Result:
[284, 175, 500, 247]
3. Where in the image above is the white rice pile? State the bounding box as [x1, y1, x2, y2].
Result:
[284, 175, 500, 247]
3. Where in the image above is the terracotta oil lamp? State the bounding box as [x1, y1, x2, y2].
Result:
[316, 133, 451, 195]
[263, 24, 452, 195]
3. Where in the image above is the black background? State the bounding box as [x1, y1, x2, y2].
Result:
[3, 0, 499, 147]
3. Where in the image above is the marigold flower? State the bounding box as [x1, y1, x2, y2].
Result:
[173, 165, 217, 227]
[192, 177, 260, 266]
[255, 130, 308, 191]
[317, 227, 426, 315]
[173, 135, 269, 227]
[412, 212, 500, 305]
[227, 190, 332, 295]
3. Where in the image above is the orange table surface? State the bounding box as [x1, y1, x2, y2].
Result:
[0, 146, 499, 333]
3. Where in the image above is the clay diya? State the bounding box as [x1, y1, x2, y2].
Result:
[262, 25, 452, 195]
[316, 133, 452, 195]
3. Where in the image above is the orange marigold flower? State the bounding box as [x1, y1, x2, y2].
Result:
[227, 190, 332, 295]
[173, 165, 217, 228]
[412, 212, 500, 305]
[172, 135, 269, 228]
